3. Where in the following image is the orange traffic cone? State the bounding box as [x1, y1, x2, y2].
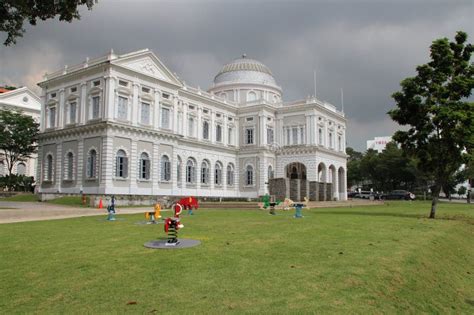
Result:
[98, 197, 103, 209]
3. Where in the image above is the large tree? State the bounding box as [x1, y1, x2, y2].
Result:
[0, 110, 39, 176]
[389, 31, 474, 218]
[1, 0, 97, 46]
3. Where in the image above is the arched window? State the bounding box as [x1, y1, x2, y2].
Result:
[268, 165, 274, 180]
[115, 149, 128, 178]
[87, 149, 97, 179]
[216, 125, 222, 142]
[139, 152, 150, 180]
[161, 155, 171, 181]
[186, 159, 196, 183]
[201, 160, 210, 185]
[16, 162, 26, 176]
[247, 91, 257, 102]
[246, 165, 254, 186]
[177, 156, 182, 185]
[203, 121, 210, 140]
[215, 162, 222, 186]
[227, 164, 234, 186]
[44, 154, 53, 181]
[65, 152, 74, 180]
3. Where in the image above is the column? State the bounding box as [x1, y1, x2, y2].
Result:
[197, 107, 202, 141]
[259, 114, 265, 147]
[305, 115, 311, 146]
[210, 110, 215, 144]
[223, 114, 228, 145]
[80, 82, 87, 124]
[100, 136, 114, 192]
[172, 149, 179, 193]
[55, 144, 62, 192]
[152, 143, 160, 195]
[129, 140, 138, 193]
[172, 97, 179, 133]
[58, 89, 65, 128]
[105, 76, 116, 120]
[131, 83, 139, 126]
[77, 139, 84, 191]
[182, 102, 188, 137]
[40, 90, 46, 132]
[154, 89, 161, 130]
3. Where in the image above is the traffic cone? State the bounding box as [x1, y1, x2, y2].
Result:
[98, 198, 103, 209]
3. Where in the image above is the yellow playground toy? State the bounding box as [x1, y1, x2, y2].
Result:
[145, 203, 162, 224]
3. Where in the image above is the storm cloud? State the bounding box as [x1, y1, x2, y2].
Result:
[1, 0, 472, 150]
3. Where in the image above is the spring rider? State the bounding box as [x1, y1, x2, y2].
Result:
[106, 195, 116, 221]
[261, 194, 280, 215]
[176, 196, 199, 215]
[145, 203, 162, 224]
[164, 202, 184, 246]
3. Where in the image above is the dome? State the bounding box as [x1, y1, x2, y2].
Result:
[212, 55, 280, 90]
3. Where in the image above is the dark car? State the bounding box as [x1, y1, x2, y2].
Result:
[381, 190, 415, 200]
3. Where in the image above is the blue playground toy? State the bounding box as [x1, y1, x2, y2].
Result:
[293, 203, 304, 218]
[106, 195, 116, 221]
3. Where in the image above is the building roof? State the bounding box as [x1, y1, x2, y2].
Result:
[213, 55, 280, 91]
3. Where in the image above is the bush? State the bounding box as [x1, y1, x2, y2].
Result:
[0, 175, 35, 192]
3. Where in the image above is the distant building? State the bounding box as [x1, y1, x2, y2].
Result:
[366, 136, 392, 153]
[0, 87, 41, 178]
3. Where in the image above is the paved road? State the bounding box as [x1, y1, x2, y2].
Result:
[0, 201, 160, 224]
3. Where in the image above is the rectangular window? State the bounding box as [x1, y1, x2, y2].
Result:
[188, 117, 194, 137]
[70, 87, 77, 93]
[292, 127, 298, 145]
[93, 80, 100, 87]
[118, 96, 128, 120]
[228, 128, 233, 145]
[119, 80, 128, 87]
[92, 96, 100, 119]
[246, 117, 253, 122]
[48, 107, 56, 128]
[161, 107, 170, 129]
[216, 125, 222, 142]
[267, 128, 274, 144]
[141, 102, 150, 125]
[300, 127, 305, 144]
[286, 129, 291, 145]
[142, 86, 150, 93]
[318, 128, 323, 145]
[162, 93, 170, 99]
[69, 102, 76, 124]
[245, 128, 254, 144]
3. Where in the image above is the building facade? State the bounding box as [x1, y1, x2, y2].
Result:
[37, 49, 347, 201]
[0, 87, 41, 178]
[367, 136, 392, 153]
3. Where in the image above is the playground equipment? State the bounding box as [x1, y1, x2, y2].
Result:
[106, 195, 116, 221]
[176, 196, 199, 215]
[144, 203, 162, 224]
[164, 202, 184, 246]
[291, 197, 309, 218]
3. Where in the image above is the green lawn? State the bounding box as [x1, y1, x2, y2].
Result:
[1, 193, 39, 202]
[0, 201, 473, 314]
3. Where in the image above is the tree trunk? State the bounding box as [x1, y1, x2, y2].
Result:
[430, 184, 441, 219]
[430, 196, 438, 219]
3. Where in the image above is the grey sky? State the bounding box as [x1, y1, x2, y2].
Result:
[1, 0, 472, 150]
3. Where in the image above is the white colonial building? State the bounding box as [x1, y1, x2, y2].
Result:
[36, 49, 347, 201]
[0, 87, 41, 178]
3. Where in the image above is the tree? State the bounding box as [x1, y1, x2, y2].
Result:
[1, 0, 97, 46]
[389, 31, 474, 218]
[0, 110, 39, 177]
[346, 147, 363, 188]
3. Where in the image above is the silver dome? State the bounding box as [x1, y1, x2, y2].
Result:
[213, 55, 280, 90]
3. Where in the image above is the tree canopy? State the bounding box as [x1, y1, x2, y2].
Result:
[389, 31, 474, 218]
[1, 0, 97, 46]
[0, 109, 40, 177]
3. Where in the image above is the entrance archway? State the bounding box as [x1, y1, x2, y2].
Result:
[285, 162, 307, 201]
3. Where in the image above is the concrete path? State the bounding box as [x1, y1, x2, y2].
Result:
[0, 201, 159, 224]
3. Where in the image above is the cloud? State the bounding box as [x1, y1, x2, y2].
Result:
[0, 0, 472, 150]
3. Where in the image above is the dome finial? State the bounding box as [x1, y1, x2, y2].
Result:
[242, 53, 247, 59]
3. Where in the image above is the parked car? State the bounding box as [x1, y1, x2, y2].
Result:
[381, 190, 415, 200]
[353, 191, 381, 199]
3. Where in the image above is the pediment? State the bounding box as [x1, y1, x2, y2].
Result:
[112, 51, 182, 86]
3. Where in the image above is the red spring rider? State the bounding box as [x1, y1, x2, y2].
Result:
[177, 196, 199, 215]
[164, 202, 184, 245]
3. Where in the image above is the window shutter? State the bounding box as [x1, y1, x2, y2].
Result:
[123, 157, 128, 178]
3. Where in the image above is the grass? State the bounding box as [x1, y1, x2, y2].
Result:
[1, 193, 39, 202]
[0, 201, 473, 314]
[46, 196, 90, 207]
